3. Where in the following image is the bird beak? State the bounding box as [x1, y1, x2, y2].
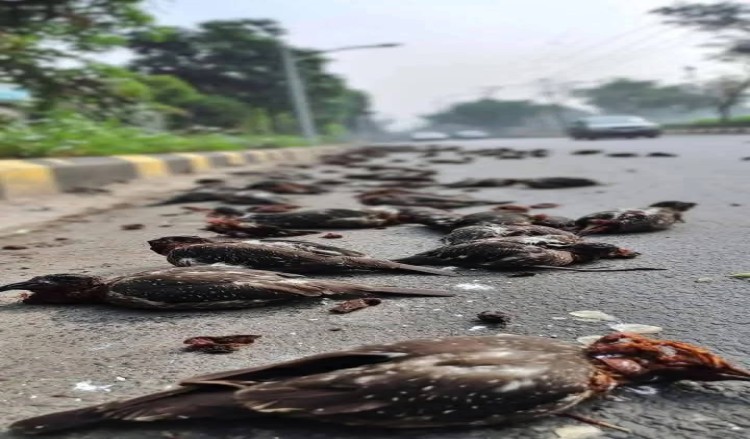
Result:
[718, 365, 750, 381]
[0, 280, 38, 293]
[615, 248, 640, 258]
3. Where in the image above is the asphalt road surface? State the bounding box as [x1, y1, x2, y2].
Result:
[1, 135, 749, 439]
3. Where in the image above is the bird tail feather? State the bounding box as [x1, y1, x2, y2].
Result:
[10, 388, 246, 435]
[348, 257, 457, 276]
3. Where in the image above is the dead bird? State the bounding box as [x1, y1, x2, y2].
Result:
[444, 178, 517, 188]
[518, 177, 600, 189]
[11, 333, 748, 434]
[442, 224, 580, 245]
[571, 149, 602, 155]
[153, 187, 291, 206]
[149, 236, 456, 276]
[358, 188, 506, 209]
[576, 201, 697, 234]
[204, 218, 317, 238]
[530, 214, 578, 230]
[244, 180, 327, 194]
[451, 211, 531, 229]
[150, 235, 367, 258]
[0, 266, 451, 311]
[396, 207, 462, 230]
[395, 240, 638, 270]
[345, 168, 436, 182]
[240, 208, 400, 229]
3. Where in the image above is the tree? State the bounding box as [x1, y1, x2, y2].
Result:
[573, 79, 711, 114]
[703, 75, 750, 121]
[183, 95, 251, 129]
[0, 0, 154, 112]
[424, 99, 546, 131]
[128, 19, 370, 132]
[653, 2, 750, 59]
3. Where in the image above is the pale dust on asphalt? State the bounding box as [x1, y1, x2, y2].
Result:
[0, 136, 749, 439]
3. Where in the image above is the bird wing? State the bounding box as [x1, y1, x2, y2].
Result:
[261, 239, 367, 257]
[232, 336, 596, 427]
[107, 269, 323, 304]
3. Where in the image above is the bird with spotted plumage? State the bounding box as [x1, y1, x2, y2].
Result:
[442, 224, 581, 246]
[9, 333, 749, 434]
[0, 266, 452, 310]
[148, 236, 457, 276]
[395, 239, 639, 270]
[239, 208, 400, 229]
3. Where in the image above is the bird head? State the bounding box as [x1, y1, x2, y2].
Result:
[649, 201, 697, 212]
[566, 242, 638, 259]
[0, 274, 105, 304]
[148, 236, 212, 254]
[586, 333, 750, 384]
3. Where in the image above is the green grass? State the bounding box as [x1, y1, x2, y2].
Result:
[667, 115, 750, 129]
[0, 113, 309, 159]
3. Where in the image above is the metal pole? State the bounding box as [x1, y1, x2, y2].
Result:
[279, 42, 318, 144]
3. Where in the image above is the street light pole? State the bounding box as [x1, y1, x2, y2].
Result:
[279, 42, 401, 145]
[279, 42, 319, 144]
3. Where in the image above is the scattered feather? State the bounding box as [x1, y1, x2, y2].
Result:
[73, 381, 113, 392]
[569, 310, 618, 322]
[455, 282, 494, 291]
[554, 425, 603, 439]
[609, 323, 663, 334]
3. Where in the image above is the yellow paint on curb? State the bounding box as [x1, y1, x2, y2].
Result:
[219, 152, 246, 166]
[247, 151, 270, 163]
[175, 153, 212, 172]
[0, 160, 58, 197]
[116, 155, 169, 178]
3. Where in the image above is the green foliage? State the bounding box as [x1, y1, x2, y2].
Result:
[128, 19, 369, 130]
[0, 111, 306, 158]
[573, 79, 712, 114]
[244, 108, 274, 135]
[182, 95, 251, 129]
[669, 115, 750, 128]
[0, 1, 154, 111]
[273, 112, 298, 135]
[141, 75, 200, 107]
[653, 2, 750, 58]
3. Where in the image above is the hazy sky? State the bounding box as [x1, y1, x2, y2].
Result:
[148, 0, 729, 127]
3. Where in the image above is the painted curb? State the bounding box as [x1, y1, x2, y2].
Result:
[0, 146, 344, 200]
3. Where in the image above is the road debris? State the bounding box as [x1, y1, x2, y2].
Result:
[609, 323, 663, 334]
[569, 310, 618, 322]
[476, 311, 511, 326]
[554, 424, 603, 439]
[120, 224, 145, 230]
[2, 245, 28, 250]
[529, 203, 560, 209]
[320, 232, 344, 239]
[183, 334, 261, 354]
[329, 298, 382, 314]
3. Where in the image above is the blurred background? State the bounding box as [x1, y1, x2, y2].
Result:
[2, 0, 750, 156]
